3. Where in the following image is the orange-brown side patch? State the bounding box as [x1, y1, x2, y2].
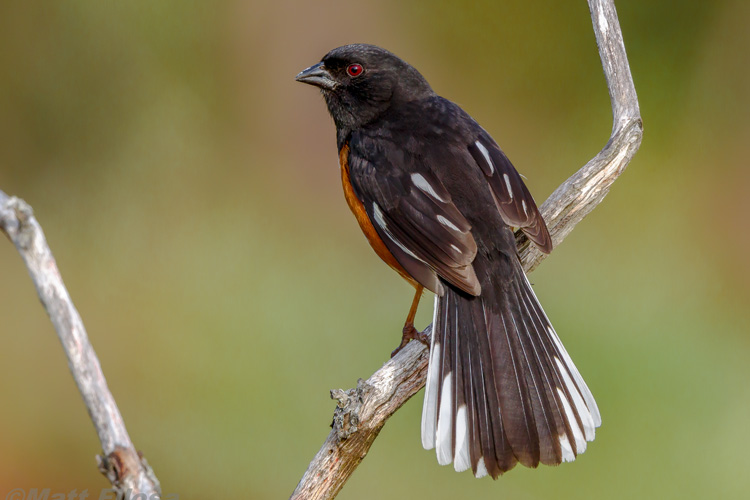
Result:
[339, 144, 418, 287]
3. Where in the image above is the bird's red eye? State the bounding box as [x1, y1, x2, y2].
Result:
[347, 64, 364, 77]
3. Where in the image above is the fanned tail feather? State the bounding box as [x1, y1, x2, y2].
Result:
[421, 254, 600, 478]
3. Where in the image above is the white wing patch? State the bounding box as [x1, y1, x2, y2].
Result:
[372, 202, 427, 263]
[474, 140, 495, 174]
[437, 214, 461, 232]
[411, 173, 448, 202]
[503, 173, 513, 199]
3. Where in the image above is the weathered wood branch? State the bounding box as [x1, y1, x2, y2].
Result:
[291, 1, 642, 499]
[517, 0, 642, 272]
[0, 191, 161, 495]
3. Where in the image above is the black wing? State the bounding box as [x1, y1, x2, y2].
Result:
[345, 96, 551, 296]
[346, 134, 481, 296]
[468, 132, 552, 253]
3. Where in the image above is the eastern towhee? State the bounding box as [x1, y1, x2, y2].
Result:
[296, 44, 600, 479]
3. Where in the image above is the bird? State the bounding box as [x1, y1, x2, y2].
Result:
[295, 43, 600, 479]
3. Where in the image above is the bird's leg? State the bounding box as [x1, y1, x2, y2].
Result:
[391, 284, 428, 357]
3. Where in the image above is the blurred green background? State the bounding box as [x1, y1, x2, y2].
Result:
[1, 1, 748, 498]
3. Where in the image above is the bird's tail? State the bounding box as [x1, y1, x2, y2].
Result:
[420, 254, 601, 478]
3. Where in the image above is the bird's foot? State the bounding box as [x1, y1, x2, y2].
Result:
[390, 322, 429, 358]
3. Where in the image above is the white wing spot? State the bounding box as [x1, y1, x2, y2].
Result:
[503, 173, 513, 199]
[372, 202, 387, 230]
[522, 199, 528, 216]
[437, 215, 460, 232]
[474, 141, 495, 174]
[450, 244, 462, 254]
[411, 173, 447, 202]
[372, 202, 426, 263]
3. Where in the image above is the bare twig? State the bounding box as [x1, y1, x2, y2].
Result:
[291, 1, 642, 498]
[0, 191, 160, 495]
[517, 0, 643, 272]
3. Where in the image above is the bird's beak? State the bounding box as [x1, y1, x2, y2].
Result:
[295, 62, 338, 90]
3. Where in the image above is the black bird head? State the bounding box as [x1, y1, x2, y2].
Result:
[296, 44, 434, 130]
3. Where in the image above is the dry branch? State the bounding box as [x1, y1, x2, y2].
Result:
[291, 0, 642, 498]
[0, 191, 160, 495]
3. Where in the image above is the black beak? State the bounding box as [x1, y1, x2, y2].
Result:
[295, 62, 338, 90]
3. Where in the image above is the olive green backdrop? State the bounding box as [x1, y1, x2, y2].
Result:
[1, 1, 748, 499]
